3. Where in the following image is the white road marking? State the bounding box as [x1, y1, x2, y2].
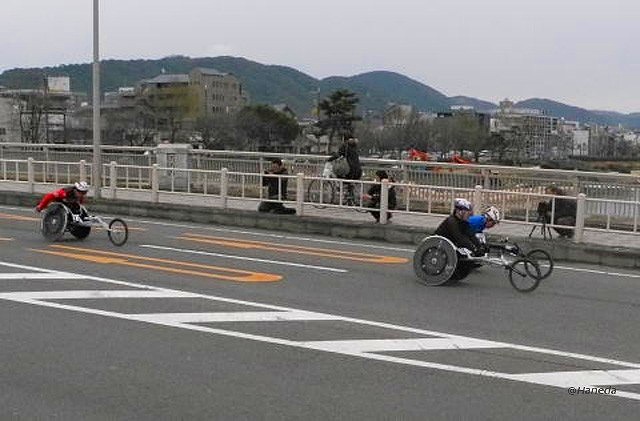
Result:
[1, 260, 640, 401]
[0, 290, 199, 300]
[303, 337, 500, 353]
[131, 310, 339, 323]
[508, 369, 640, 387]
[0, 272, 88, 280]
[554, 265, 640, 279]
[139, 244, 348, 273]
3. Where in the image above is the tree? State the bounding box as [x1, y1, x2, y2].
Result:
[317, 89, 361, 152]
[235, 105, 300, 151]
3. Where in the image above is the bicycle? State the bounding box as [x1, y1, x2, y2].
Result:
[306, 162, 368, 212]
[413, 235, 545, 293]
[40, 203, 129, 246]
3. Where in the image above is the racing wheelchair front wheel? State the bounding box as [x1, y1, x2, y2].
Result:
[41, 203, 68, 242]
[508, 258, 542, 293]
[413, 236, 458, 286]
[107, 218, 129, 246]
[525, 249, 553, 279]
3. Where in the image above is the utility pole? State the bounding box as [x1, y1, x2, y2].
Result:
[92, 0, 102, 197]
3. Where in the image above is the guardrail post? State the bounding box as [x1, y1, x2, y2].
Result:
[296, 173, 305, 216]
[574, 193, 586, 243]
[220, 168, 228, 209]
[27, 157, 34, 193]
[151, 164, 159, 203]
[109, 161, 117, 199]
[473, 184, 483, 210]
[79, 160, 87, 182]
[482, 169, 490, 189]
[401, 163, 408, 182]
[380, 179, 390, 224]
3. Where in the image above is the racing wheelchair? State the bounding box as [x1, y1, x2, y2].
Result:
[413, 235, 552, 292]
[40, 202, 129, 246]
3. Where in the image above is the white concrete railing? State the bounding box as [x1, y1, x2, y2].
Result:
[2, 157, 639, 242]
[2, 143, 639, 205]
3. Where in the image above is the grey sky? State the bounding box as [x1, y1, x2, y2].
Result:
[2, 0, 638, 113]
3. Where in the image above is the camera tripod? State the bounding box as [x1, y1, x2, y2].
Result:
[528, 215, 553, 239]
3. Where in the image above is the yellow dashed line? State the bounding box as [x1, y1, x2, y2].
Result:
[30, 245, 281, 283]
[178, 233, 409, 264]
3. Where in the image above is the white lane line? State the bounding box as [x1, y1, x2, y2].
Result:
[139, 244, 347, 273]
[508, 369, 640, 387]
[303, 337, 500, 353]
[0, 273, 88, 280]
[0, 290, 199, 300]
[554, 265, 640, 279]
[131, 310, 339, 323]
[1, 262, 639, 401]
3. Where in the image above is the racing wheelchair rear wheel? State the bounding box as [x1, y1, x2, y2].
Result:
[413, 236, 458, 286]
[41, 203, 68, 242]
[108, 218, 128, 246]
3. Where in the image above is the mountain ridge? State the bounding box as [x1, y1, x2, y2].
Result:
[1, 55, 638, 128]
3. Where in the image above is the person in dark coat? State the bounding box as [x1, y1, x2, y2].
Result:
[540, 185, 576, 238]
[258, 158, 296, 214]
[363, 170, 397, 223]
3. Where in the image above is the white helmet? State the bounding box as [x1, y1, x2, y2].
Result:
[74, 181, 89, 192]
[484, 205, 501, 223]
[454, 198, 473, 211]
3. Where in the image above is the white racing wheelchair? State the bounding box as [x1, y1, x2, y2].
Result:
[413, 235, 551, 292]
[40, 202, 129, 246]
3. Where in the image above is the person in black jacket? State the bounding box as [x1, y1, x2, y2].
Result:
[328, 138, 362, 202]
[258, 158, 296, 214]
[539, 185, 577, 238]
[434, 198, 483, 281]
[363, 170, 397, 223]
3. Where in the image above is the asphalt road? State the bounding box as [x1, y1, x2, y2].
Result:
[1, 204, 639, 420]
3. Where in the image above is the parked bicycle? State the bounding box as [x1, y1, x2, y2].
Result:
[306, 162, 368, 212]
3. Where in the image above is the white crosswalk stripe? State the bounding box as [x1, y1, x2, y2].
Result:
[1, 260, 639, 401]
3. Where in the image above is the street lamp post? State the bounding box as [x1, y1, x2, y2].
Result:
[92, 0, 101, 198]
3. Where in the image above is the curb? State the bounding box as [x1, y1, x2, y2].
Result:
[3, 191, 639, 269]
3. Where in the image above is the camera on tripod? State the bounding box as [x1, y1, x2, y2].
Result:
[529, 200, 553, 239]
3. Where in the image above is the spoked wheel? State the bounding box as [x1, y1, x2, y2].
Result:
[41, 203, 68, 242]
[526, 249, 553, 279]
[343, 183, 368, 213]
[508, 258, 542, 293]
[413, 236, 458, 286]
[108, 218, 128, 246]
[307, 179, 335, 208]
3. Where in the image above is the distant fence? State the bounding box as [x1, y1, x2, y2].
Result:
[1, 157, 638, 241]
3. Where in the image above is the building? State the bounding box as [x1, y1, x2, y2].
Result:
[489, 99, 562, 160]
[0, 76, 82, 143]
[188, 68, 248, 116]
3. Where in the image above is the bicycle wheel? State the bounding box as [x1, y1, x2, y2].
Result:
[344, 183, 369, 213]
[508, 258, 542, 293]
[108, 218, 129, 246]
[41, 203, 68, 241]
[526, 249, 553, 279]
[307, 179, 335, 208]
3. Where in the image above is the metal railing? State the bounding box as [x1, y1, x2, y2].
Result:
[2, 157, 639, 241]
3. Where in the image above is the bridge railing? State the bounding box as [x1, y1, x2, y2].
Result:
[2, 157, 638, 241]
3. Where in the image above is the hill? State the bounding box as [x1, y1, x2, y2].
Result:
[1, 56, 638, 127]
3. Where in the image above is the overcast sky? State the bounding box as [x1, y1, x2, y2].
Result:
[2, 0, 638, 113]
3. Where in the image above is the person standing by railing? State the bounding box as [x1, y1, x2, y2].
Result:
[258, 158, 296, 214]
[328, 137, 362, 202]
[363, 170, 397, 223]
